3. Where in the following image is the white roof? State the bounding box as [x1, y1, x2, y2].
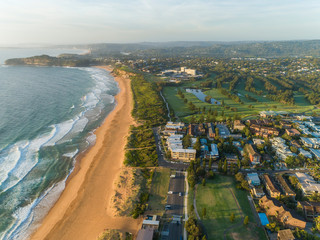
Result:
[172, 148, 196, 153]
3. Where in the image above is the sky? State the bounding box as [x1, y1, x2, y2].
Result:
[0, 0, 320, 45]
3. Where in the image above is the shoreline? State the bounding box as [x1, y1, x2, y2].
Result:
[29, 65, 142, 240]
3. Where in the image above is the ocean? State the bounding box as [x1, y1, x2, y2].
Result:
[0, 48, 119, 240]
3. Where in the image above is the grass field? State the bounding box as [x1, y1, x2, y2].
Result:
[147, 167, 171, 214]
[162, 78, 318, 122]
[195, 175, 267, 240]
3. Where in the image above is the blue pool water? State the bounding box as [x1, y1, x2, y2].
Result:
[258, 213, 270, 226]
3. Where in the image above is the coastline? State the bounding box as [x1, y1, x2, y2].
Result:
[29, 65, 142, 240]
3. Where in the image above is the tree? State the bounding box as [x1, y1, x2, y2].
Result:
[183, 134, 192, 148]
[243, 216, 249, 226]
[194, 137, 201, 152]
[202, 179, 206, 186]
[185, 217, 202, 238]
[202, 207, 207, 218]
[223, 159, 228, 174]
[230, 213, 235, 222]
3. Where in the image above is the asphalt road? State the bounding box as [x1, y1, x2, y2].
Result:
[166, 171, 185, 216]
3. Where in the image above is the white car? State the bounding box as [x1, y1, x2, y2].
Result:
[168, 191, 173, 194]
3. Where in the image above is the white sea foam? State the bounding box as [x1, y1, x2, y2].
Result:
[0, 128, 56, 193]
[44, 118, 76, 147]
[62, 149, 79, 158]
[0, 66, 118, 240]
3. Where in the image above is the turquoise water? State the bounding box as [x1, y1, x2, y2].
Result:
[0, 49, 118, 239]
[258, 213, 269, 226]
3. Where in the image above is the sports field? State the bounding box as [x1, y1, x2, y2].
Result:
[195, 175, 267, 240]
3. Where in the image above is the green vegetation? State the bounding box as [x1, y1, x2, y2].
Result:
[5, 54, 92, 67]
[147, 168, 171, 214]
[195, 175, 267, 240]
[97, 229, 132, 240]
[124, 125, 158, 167]
[118, 68, 166, 167]
[130, 168, 153, 218]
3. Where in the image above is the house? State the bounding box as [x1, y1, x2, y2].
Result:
[275, 174, 296, 197]
[262, 174, 281, 198]
[216, 124, 230, 138]
[225, 154, 238, 165]
[198, 123, 207, 136]
[259, 196, 306, 229]
[295, 172, 320, 196]
[285, 128, 300, 136]
[247, 173, 261, 186]
[280, 121, 292, 129]
[207, 123, 215, 139]
[277, 229, 296, 240]
[188, 124, 197, 136]
[206, 143, 219, 159]
[310, 148, 320, 160]
[136, 227, 154, 240]
[299, 148, 312, 159]
[245, 144, 261, 164]
[297, 201, 320, 220]
[251, 187, 265, 198]
[233, 120, 246, 131]
[142, 215, 160, 230]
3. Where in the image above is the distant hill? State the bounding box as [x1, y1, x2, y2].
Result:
[62, 40, 320, 58]
[5, 54, 92, 67]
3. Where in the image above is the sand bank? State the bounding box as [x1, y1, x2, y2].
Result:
[30, 66, 141, 240]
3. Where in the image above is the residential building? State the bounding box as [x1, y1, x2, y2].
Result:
[206, 143, 219, 159]
[198, 123, 206, 136]
[251, 187, 265, 198]
[310, 148, 320, 160]
[280, 121, 292, 129]
[250, 124, 279, 137]
[277, 229, 296, 240]
[233, 120, 246, 131]
[259, 196, 306, 229]
[262, 174, 281, 198]
[275, 174, 296, 197]
[301, 137, 320, 149]
[216, 124, 230, 138]
[299, 148, 312, 159]
[171, 149, 196, 161]
[245, 144, 261, 164]
[285, 128, 300, 136]
[142, 215, 160, 230]
[297, 201, 320, 221]
[247, 173, 261, 186]
[295, 172, 320, 196]
[136, 227, 154, 240]
[207, 123, 215, 139]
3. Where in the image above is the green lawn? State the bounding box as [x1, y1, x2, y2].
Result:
[147, 167, 171, 214]
[195, 175, 267, 240]
[162, 81, 317, 123]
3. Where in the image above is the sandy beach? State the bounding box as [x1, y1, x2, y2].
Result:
[30, 66, 142, 240]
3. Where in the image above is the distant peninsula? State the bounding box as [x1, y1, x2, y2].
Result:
[5, 54, 94, 67]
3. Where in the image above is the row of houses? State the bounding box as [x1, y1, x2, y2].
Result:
[259, 196, 307, 229]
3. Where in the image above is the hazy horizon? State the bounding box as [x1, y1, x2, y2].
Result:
[1, 0, 320, 46]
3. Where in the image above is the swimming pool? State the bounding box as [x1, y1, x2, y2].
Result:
[258, 213, 270, 226]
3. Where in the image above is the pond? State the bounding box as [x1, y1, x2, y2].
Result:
[186, 88, 220, 105]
